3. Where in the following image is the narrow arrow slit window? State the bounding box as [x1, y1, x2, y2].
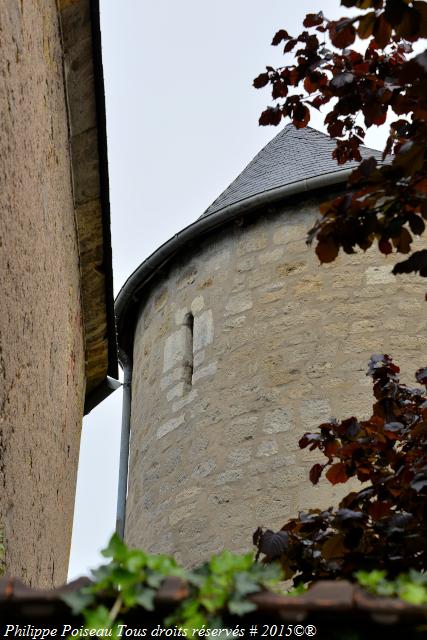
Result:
[184, 312, 194, 390]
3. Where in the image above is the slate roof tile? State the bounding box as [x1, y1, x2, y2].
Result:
[202, 124, 382, 218]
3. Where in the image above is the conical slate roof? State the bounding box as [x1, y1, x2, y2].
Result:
[202, 124, 381, 218]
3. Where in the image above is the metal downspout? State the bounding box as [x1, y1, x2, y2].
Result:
[116, 349, 132, 540]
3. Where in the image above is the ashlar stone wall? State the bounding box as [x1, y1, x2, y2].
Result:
[125, 197, 426, 566]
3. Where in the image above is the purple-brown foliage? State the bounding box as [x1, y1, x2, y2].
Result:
[254, 355, 427, 584]
[254, 0, 427, 285]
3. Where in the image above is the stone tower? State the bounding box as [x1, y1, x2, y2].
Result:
[116, 125, 425, 566]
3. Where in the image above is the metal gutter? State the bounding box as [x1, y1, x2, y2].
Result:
[114, 167, 354, 534]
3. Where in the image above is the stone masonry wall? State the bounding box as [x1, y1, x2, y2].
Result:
[125, 197, 426, 566]
[0, 1, 85, 586]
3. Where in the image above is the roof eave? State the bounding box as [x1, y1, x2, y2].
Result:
[59, 0, 119, 413]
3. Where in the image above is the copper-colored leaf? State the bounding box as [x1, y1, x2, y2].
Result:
[326, 463, 348, 484]
[303, 12, 324, 28]
[284, 38, 297, 53]
[392, 227, 412, 253]
[357, 11, 376, 38]
[369, 501, 392, 520]
[415, 178, 427, 194]
[373, 14, 392, 48]
[292, 104, 310, 129]
[271, 29, 290, 46]
[259, 107, 282, 127]
[322, 534, 345, 560]
[315, 237, 339, 263]
[253, 73, 270, 89]
[329, 20, 356, 48]
[379, 238, 392, 255]
[310, 463, 325, 485]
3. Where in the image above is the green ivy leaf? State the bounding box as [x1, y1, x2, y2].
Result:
[135, 588, 156, 611]
[101, 533, 128, 562]
[234, 572, 262, 596]
[70, 536, 284, 635]
[84, 604, 113, 628]
[146, 572, 165, 589]
[61, 589, 94, 615]
[91, 563, 115, 589]
[228, 598, 257, 615]
[125, 549, 148, 572]
[398, 582, 427, 605]
[355, 569, 387, 590]
[374, 580, 396, 597]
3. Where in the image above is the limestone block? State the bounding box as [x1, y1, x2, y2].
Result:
[237, 233, 267, 255]
[177, 267, 197, 289]
[228, 415, 258, 444]
[156, 414, 185, 439]
[208, 490, 233, 506]
[226, 448, 252, 467]
[160, 366, 187, 390]
[258, 248, 284, 265]
[224, 315, 247, 329]
[225, 292, 253, 315]
[192, 362, 217, 383]
[154, 288, 168, 312]
[205, 248, 230, 271]
[276, 261, 306, 278]
[255, 497, 292, 523]
[273, 225, 304, 245]
[300, 399, 332, 429]
[192, 460, 216, 478]
[175, 487, 202, 504]
[365, 265, 395, 285]
[237, 256, 256, 272]
[293, 276, 323, 297]
[172, 390, 198, 412]
[194, 350, 205, 367]
[163, 326, 192, 372]
[256, 440, 279, 457]
[191, 296, 205, 314]
[166, 382, 185, 402]
[169, 504, 195, 526]
[193, 309, 214, 352]
[214, 469, 244, 485]
[259, 289, 286, 305]
[247, 268, 271, 289]
[175, 307, 189, 325]
[263, 408, 294, 434]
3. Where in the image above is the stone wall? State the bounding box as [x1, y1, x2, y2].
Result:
[0, 1, 85, 586]
[125, 197, 426, 566]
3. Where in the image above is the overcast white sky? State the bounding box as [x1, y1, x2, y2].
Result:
[68, 0, 388, 581]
